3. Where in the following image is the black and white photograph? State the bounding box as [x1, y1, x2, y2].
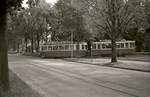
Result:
[0, 0, 150, 97]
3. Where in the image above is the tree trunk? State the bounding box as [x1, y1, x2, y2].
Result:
[111, 38, 117, 62]
[0, 11, 9, 91]
[17, 42, 20, 53]
[37, 40, 40, 53]
[77, 41, 80, 59]
[25, 38, 28, 52]
[31, 38, 34, 54]
[36, 33, 40, 53]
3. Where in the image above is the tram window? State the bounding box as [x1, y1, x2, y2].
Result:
[93, 44, 96, 49]
[65, 45, 69, 50]
[59, 46, 64, 50]
[116, 43, 120, 48]
[133, 43, 135, 47]
[48, 46, 52, 50]
[106, 43, 111, 48]
[98, 44, 101, 49]
[53, 46, 59, 50]
[82, 45, 85, 50]
[70, 45, 74, 50]
[85, 45, 87, 49]
[75, 44, 77, 50]
[125, 43, 129, 48]
[102, 44, 105, 49]
[130, 43, 132, 48]
[76, 45, 79, 50]
[121, 43, 124, 48]
[130, 43, 134, 48]
[42, 46, 47, 51]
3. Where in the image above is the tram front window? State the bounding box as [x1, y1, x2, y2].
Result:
[85, 45, 87, 49]
[130, 42, 135, 48]
[82, 45, 86, 50]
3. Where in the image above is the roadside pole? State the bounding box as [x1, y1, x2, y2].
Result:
[71, 31, 74, 59]
[90, 44, 93, 63]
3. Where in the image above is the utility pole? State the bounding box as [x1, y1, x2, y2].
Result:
[90, 41, 93, 63]
[71, 31, 74, 58]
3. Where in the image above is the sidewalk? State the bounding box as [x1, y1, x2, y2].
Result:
[118, 55, 150, 62]
[65, 57, 150, 72]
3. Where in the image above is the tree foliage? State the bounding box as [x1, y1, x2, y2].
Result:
[53, 0, 87, 42]
[8, 0, 54, 53]
[123, 0, 150, 52]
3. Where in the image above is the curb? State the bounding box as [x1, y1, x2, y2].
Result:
[64, 59, 150, 73]
[118, 59, 150, 62]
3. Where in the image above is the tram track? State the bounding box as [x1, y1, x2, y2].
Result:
[30, 61, 141, 97]
[33, 60, 141, 90]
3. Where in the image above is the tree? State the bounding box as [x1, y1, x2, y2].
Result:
[0, 3, 9, 91]
[7, 8, 26, 52]
[54, 0, 87, 57]
[33, 8, 48, 52]
[8, 0, 54, 54]
[25, 0, 53, 53]
[83, 0, 135, 62]
[123, 0, 148, 52]
[121, 0, 150, 52]
[144, 0, 150, 51]
[0, 0, 22, 91]
[8, 0, 51, 54]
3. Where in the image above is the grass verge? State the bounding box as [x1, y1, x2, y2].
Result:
[0, 71, 43, 97]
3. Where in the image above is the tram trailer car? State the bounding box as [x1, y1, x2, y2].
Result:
[39, 41, 135, 58]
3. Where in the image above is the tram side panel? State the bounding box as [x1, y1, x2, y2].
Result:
[39, 41, 135, 58]
[91, 49, 135, 57]
[40, 51, 87, 58]
[91, 41, 135, 57]
[39, 44, 87, 58]
[40, 49, 135, 58]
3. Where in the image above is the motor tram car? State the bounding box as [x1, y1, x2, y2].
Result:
[39, 40, 135, 58]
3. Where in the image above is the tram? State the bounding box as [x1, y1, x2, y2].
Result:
[39, 40, 135, 58]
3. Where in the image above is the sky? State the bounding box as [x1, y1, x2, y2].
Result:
[46, 0, 58, 4]
[22, 0, 28, 8]
[22, 0, 58, 8]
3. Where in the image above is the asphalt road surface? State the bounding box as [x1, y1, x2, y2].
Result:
[8, 54, 150, 97]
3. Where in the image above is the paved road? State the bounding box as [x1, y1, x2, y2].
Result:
[8, 55, 150, 97]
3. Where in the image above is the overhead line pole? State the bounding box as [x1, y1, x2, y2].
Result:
[71, 30, 74, 58]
